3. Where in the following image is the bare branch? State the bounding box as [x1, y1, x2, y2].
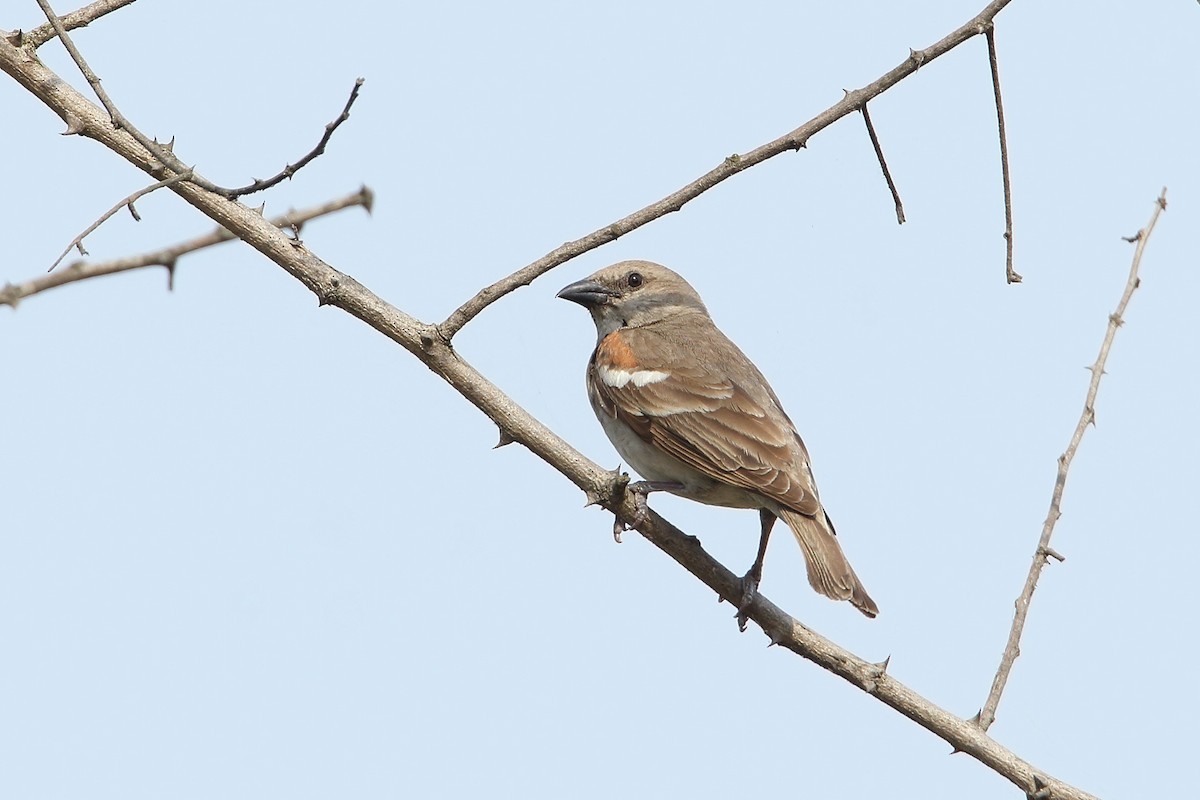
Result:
[47, 171, 192, 272]
[32, 0, 351, 202]
[860, 102, 905, 224]
[985, 25, 1020, 284]
[438, 0, 1016, 338]
[23, 0, 137, 48]
[975, 188, 1168, 732]
[224, 78, 366, 198]
[33, 0, 233, 198]
[0, 7, 1104, 796]
[2, 187, 373, 309]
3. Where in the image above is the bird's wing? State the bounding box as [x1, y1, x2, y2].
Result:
[589, 327, 821, 516]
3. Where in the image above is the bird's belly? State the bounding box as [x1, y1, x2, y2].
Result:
[595, 411, 760, 509]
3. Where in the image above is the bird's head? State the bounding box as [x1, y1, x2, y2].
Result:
[557, 260, 709, 339]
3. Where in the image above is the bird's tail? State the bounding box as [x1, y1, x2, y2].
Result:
[778, 507, 878, 618]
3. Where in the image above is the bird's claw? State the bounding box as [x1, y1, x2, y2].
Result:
[736, 570, 760, 632]
[611, 481, 673, 543]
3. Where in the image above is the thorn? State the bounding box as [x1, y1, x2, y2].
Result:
[126, 201, 141, 222]
[493, 427, 515, 449]
[61, 113, 86, 136]
[874, 655, 891, 673]
[969, 710, 982, 725]
[1122, 230, 1143, 243]
[74, 242, 88, 258]
[360, 185, 375, 214]
[5, 29, 23, 46]
[583, 489, 604, 508]
[164, 259, 177, 291]
[252, 203, 266, 217]
[949, 745, 963, 755]
[161, 136, 176, 154]
[908, 47, 926, 68]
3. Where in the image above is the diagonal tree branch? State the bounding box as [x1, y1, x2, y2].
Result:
[975, 189, 1168, 732]
[1, 187, 373, 309]
[20, 0, 137, 49]
[24, 0, 355, 201]
[437, 0, 1016, 339]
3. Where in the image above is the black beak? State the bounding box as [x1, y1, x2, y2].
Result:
[556, 278, 617, 308]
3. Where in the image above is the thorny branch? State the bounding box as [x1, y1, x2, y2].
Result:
[438, 0, 1017, 339]
[33, 0, 218, 192]
[29, 0, 355, 201]
[2, 187, 373, 309]
[223, 79, 366, 198]
[974, 189, 1168, 732]
[0, 2, 1110, 797]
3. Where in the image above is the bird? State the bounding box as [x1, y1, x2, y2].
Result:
[557, 260, 878, 626]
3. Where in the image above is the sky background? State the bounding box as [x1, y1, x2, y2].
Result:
[2, 1, 1197, 798]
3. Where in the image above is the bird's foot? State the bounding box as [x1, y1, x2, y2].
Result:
[736, 570, 760, 632]
[612, 480, 684, 543]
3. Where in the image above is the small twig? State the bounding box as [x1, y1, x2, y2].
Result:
[34, 0, 228, 195]
[2, 187, 373, 308]
[985, 25, 1020, 284]
[224, 78, 366, 198]
[975, 188, 1168, 732]
[47, 172, 192, 272]
[860, 102, 906, 224]
[438, 0, 1016, 338]
[24, 0, 137, 48]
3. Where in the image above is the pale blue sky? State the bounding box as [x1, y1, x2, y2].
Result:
[3, 2, 1197, 798]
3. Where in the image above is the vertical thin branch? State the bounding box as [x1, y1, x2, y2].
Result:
[975, 189, 1168, 732]
[860, 103, 905, 224]
[985, 26, 1020, 283]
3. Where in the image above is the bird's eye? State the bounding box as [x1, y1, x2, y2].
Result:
[627, 272, 644, 289]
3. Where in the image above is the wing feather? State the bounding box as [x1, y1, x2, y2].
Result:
[590, 325, 821, 516]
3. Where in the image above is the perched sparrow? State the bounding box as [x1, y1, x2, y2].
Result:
[558, 260, 877, 623]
